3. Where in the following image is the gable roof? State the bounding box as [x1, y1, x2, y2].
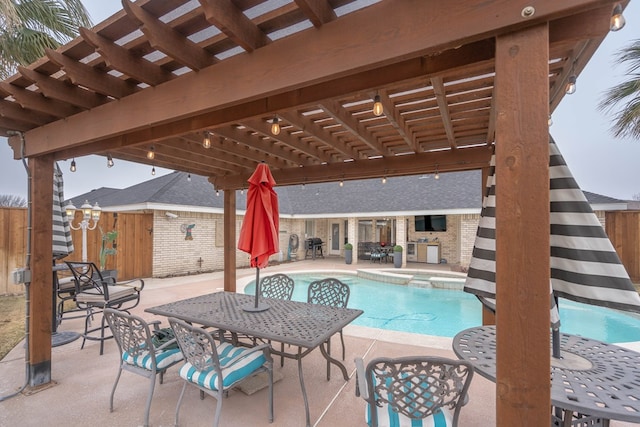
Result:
[68, 170, 628, 217]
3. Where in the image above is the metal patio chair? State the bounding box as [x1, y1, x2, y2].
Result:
[65, 261, 144, 355]
[168, 317, 274, 427]
[307, 277, 350, 380]
[259, 273, 295, 366]
[103, 308, 184, 427]
[355, 355, 474, 427]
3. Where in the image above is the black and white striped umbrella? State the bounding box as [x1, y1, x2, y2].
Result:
[464, 137, 640, 329]
[53, 162, 74, 259]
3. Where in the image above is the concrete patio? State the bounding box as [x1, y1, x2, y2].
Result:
[0, 258, 636, 426]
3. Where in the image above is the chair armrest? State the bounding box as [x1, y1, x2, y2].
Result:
[112, 278, 145, 291]
[354, 357, 369, 399]
[149, 320, 162, 331]
[220, 343, 272, 368]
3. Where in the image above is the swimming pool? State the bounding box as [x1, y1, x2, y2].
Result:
[243, 272, 640, 343]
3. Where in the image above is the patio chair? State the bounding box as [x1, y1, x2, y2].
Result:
[65, 261, 145, 355]
[307, 277, 350, 380]
[168, 317, 274, 427]
[103, 308, 184, 427]
[355, 355, 474, 427]
[260, 273, 295, 366]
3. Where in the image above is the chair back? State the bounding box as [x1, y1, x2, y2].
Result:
[65, 261, 110, 298]
[104, 308, 155, 362]
[260, 273, 295, 300]
[357, 356, 474, 427]
[169, 317, 221, 374]
[307, 277, 350, 308]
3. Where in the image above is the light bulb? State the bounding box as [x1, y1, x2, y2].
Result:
[187, 174, 191, 182]
[216, 190, 220, 196]
[151, 166, 155, 176]
[70, 159, 76, 172]
[339, 180, 344, 187]
[548, 115, 553, 127]
[373, 95, 383, 116]
[241, 188, 244, 195]
[610, 4, 626, 31]
[271, 117, 280, 135]
[382, 176, 387, 184]
[147, 146, 155, 160]
[565, 75, 576, 95]
[203, 133, 211, 149]
[107, 154, 114, 168]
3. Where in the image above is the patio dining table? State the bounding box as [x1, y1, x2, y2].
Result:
[145, 291, 363, 427]
[452, 325, 640, 426]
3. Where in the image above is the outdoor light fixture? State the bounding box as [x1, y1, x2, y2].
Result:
[151, 166, 156, 176]
[147, 146, 155, 160]
[65, 200, 101, 262]
[610, 4, 626, 31]
[203, 132, 211, 149]
[339, 180, 344, 187]
[565, 75, 577, 95]
[70, 158, 76, 172]
[216, 190, 220, 196]
[187, 174, 191, 182]
[548, 115, 553, 127]
[241, 188, 244, 195]
[372, 94, 383, 116]
[271, 117, 281, 135]
[434, 165, 440, 180]
[107, 154, 114, 168]
[382, 176, 387, 184]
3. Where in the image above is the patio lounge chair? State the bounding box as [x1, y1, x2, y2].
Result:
[103, 308, 184, 427]
[355, 355, 474, 427]
[307, 277, 350, 380]
[65, 261, 144, 355]
[168, 317, 274, 427]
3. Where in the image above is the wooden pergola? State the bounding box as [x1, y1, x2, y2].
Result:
[2, 0, 626, 424]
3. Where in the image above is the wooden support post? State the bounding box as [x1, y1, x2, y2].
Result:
[481, 165, 496, 325]
[495, 24, 550, 426]
[28, 155, 54, 387]
[223, 190, 236, 292]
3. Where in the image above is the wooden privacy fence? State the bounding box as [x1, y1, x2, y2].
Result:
[0, 207, 153, 295]
[606, 210, 640, 283]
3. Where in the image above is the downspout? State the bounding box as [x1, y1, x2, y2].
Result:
[0, 130, 31, 401]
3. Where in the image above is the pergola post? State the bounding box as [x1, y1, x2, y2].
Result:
[481, 165, 496, 325]
[495, 24, 550, 425]
[223, 190, 237, 292]
[28, 155, 54, 387]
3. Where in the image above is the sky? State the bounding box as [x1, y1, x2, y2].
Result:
[0, 1, 639, 201]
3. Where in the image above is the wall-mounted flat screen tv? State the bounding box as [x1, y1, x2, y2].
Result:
[414, 215, 447, 232]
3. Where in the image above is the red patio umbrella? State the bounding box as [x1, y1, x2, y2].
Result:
[238, 162, 279, 311]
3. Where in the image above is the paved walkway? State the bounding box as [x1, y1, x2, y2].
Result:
[0, 258, 636, 426]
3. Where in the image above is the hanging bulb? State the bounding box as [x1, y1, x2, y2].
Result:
[151, 166, 156, 176]
[147, 145, 155, 160]
[434, 165, 440, 180]
[203, 132, 211, 149]
[271, 117, 280, 135]
[107, 154, 114, 168]
[70, 159, 76, 172]
[382, 176, 387, 184]
[610, 4, 626, 31]
[339, 180, 344, 187]
[241, 188, 244, 195]
[301, 182, 305, 189]
[216, 190, 220, 197]
[548, 115, 553, 127]
[187, 173, 191, 182]
[565, 75, 577, 95]
[372, 94, 383, 116]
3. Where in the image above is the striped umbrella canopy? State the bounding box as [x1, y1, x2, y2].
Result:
[53, 162, 74, 259]
[464, 137, 640, 330]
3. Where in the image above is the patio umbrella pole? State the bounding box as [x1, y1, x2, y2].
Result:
[243, 258, 269, 312]
[552, 295, 561, 359]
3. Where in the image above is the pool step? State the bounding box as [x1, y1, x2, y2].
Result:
[409, 277, 466, 290]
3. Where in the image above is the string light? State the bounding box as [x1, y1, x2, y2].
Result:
[187, 174, 191, 182]
[610, 4, 626, 31]
[216, 190, 220, 196]
[434, 165, 440, 180]
[548, 115, 553, 127]
[241, 188, 244, 195]
[372, 94, 383, 116]
[565, 75, 577, 95]
[151, 166, 155, 176]
[107, 154, 114, 168]
[70, 158, 76, 172]
[271, 117, 280, 135]
[147, 145, 155, 160]
[203, 132, 211, 149]
[382, 176, 387, 184]
[339, 180, 344, 187]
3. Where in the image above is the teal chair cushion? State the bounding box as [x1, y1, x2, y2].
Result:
[123, 347, 183, 370]
[179, 342, 266, 391]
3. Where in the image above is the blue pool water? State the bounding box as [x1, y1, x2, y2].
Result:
[244, 273, 640, 343]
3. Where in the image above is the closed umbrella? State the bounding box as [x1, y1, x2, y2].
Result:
[464, 137, 640, 354]
[238, 162, 279, 311]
